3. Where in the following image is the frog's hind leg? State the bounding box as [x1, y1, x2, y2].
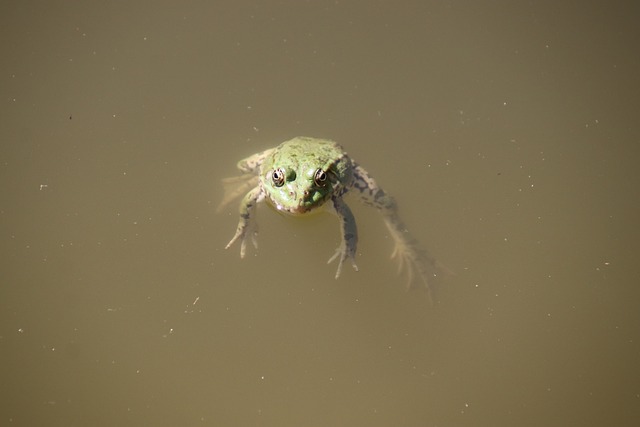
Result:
[384, 217, 438, 287]
[216, 175, 259, 213]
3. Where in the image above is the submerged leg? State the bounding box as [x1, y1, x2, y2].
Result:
[351, 164, 443, 301]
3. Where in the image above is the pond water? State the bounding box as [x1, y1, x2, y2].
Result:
[1, 1, 638, 426]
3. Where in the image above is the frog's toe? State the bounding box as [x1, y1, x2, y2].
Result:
[328, 248, 358, 279]
[224, 235, 246, 258]
[239, 240, 247, 258]
[389, 244, 437, 295]
[239, 233, 259, 258]
[225, 229, 259, 259]
[390, 244, 408, 274]
[249, 231, 259, 250]
[224, 235, 240, 252]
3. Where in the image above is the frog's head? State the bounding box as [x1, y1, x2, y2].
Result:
[260, 137, 353, 215]
[263, 164, 340, 214]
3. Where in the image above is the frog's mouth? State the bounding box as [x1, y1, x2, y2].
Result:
[268, 187, 326, 215]
[273, 203, 314, 215]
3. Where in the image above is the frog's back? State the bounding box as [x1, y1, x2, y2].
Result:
[275, 136, 344, 158]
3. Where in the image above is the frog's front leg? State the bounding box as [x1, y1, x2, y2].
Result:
[225, 185, 265, 258]
[327, 196, 359, 278]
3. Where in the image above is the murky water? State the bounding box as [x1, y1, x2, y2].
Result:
[2, 2, 639, 426]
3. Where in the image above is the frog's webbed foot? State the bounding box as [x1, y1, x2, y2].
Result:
[225, 219, 258, 258]
[390, 240, 435, 287]
[386, 225, 445, 303]
[327, 241, 359, 279]
[223, 186, 264, 258]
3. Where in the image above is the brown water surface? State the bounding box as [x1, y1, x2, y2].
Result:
[1, 2, 638, 426]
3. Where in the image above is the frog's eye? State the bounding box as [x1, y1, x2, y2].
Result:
[314, 169, 328, 187]
[271, 168, 285, 187]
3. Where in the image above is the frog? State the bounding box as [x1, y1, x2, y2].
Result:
[217, 136, 445, 300]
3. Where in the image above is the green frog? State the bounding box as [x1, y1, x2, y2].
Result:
[217, 136, 445, 299]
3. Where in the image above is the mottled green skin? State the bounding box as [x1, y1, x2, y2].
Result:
[218, 136, 442, 299]
[261, 138, 353, 214]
